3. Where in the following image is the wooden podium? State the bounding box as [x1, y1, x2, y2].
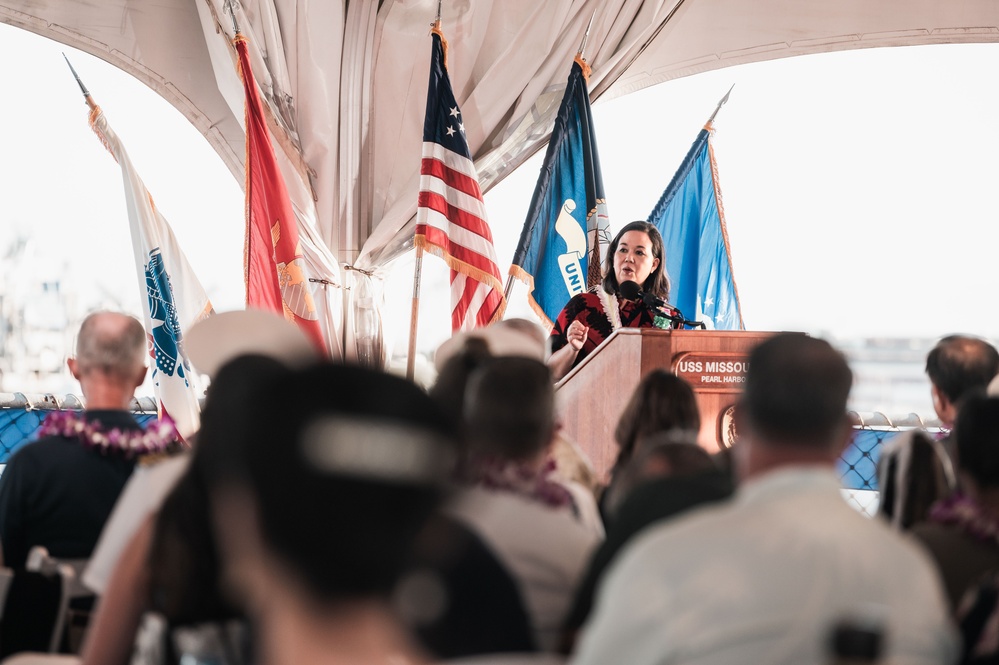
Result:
[555, 328, 774, 482]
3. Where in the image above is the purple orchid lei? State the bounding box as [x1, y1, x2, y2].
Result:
[39, 411, 181, 459]
[456, 454, 573, 509]
[930, 492, 999, 546]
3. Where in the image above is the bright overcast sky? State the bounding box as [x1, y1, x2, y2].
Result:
[2, 22, 998, 365]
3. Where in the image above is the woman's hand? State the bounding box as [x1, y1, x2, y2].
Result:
[567, 321, 589, 351]
[547, 320, 589, 381]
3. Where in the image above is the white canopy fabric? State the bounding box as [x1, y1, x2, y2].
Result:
[3, 0, 998, 361]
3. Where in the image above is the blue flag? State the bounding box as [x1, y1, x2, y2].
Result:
[509, 58, 610, 328]
[648, 126, 744, 330]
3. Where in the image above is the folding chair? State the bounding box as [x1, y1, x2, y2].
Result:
[24, 548, 92, 654]
[0, 563, 67, 657]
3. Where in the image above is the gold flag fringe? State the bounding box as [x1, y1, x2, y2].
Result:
[706, 129, 745, 330]
[507, 264, 555, 331]
[415, 236, 508, 317]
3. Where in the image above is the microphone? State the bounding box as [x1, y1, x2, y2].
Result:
[618, 280, 642, 301]
[618, 281, 706, 329]
[618, 280, 683, 323]
[619, 280, 673, 311]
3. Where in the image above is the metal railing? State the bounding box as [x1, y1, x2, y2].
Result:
[0, 396, 942, 519]
[838, 411, 944, 516]
[0, 393, 159, 462]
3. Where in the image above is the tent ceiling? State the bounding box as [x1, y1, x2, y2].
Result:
[3, 0, 998, 269]
[1, 1, 244, 179]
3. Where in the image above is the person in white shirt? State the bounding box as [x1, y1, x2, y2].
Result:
[573, 333, 958, 665]
[448, 357, 602, 652]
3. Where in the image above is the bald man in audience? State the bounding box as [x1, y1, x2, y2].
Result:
[0, 312, 148, 569]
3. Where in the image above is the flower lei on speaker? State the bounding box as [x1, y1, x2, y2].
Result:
[38, 411, 181, 458]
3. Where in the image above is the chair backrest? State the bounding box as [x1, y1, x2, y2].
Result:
[24, 551, 90, 603]
[23, 548, 87, 654]
[0, 567, 65, 658]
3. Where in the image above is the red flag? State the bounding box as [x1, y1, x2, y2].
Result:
[415, 28, 505, 332]
[235, 34, 326, 352]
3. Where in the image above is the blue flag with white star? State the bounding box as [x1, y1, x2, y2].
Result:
[648, 126, 744, 330]
[509, 57, 610, 328]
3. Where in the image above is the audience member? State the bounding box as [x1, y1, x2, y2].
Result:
[207, 363, 460, 665]
[82, 308, 319, 596]
[80, 355, 290, 665]
[602, 370, 701, 516]
[0, 311, 158, 569]
[613, 371, 701, 471]
[878, 335, 998, 529]
[407, 513, 537, 659]
[449, 357, 602, 651]
[572, 334, 957, 665]
[928, 336, 999, 436]
[560, 435, 732, 653]
[430, 337, 495, 427]
[912, 393, 999, 611]
[427, 334, 586, 658]
[432, 328, 600, 512]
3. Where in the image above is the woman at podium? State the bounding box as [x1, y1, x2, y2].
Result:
[548, 221, 678, 381]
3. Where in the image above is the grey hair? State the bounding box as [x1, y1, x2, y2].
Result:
[75, 311, 147, 379]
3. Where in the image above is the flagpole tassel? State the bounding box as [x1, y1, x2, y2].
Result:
[431, 23, 449, 71]
[87, 108, 120, 164]
[573, 53, 592, 82]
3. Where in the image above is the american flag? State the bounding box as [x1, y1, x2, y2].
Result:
[415, 28, 505, 332]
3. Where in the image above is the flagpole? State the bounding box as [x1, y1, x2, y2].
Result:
[502, 274, 516, 302]
[705, 84, 735, 127]
[406, 0, 442, 382]
[577, 13, 594, 59]
[224, 0, 241, 35]
[406, 245, 424, 381]
[63, 54, 97, 111]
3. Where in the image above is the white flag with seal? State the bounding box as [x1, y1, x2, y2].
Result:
[90, 106, 213, 439]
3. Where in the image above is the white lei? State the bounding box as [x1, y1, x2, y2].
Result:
[596, 289, 622, 331]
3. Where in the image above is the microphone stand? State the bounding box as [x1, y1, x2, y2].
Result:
[646, 300, 706, 330]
